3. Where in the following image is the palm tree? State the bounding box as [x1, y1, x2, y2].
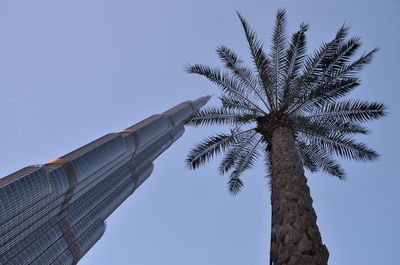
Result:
[185, 9, 387, 265]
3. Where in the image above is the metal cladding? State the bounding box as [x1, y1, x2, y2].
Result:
[0, 96, 210, 265]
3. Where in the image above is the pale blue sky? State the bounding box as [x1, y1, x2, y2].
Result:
[0, 1, 399, 264]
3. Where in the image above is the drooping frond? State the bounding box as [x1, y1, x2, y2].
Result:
[297, 140, 345, 178]
[293, 116, 368, 136]
[216, 46, 269, 109]
[306, 132, 378, 161]
[186, 129, 256, 170]
[237, 12, 275, 110]
[218, 131, 258, 174]
[297, 140, 318, 172]
[269, 9, 288, 107]
[186, 107, 256, 127]
[292, 116, 330, 137]
[323, 119, 369, 135]
[186, 64, 266, 113]
[227, 177, 244, 196]
[318, 155, 344, 178]
[228, 135, 262, 194]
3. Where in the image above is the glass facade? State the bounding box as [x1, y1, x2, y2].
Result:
[0, 96, 210, 265]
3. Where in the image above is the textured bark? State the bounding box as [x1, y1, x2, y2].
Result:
[269, 126, 329, 265]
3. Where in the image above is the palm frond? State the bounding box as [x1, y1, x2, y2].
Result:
[228, 135, 262, 194]
[322, 36, 361, 72]
[186, 64, 266, 113]
[286, 25, 350, 110]
[186, 107, 256, 127]
[281, 23, 308, 107]
[318, 155, 345, 178]
[219, 95, 263, 114]
[270, 9, 288, 107]
[301, 25, 349, 85]
[292, 116, 331, 137]
[297, 140, 318, 172]
[329, 48, 379, 79]
[227, 177, 244, 195]
[230, 135, 262, 177]
[325, 120, 369, 135]
[294, 46, 377, 113]
[186, 129, 256, 170]
[218, 131, 258, 174]
[305, 100, 387, 123]
[294, 115, 370, 137]
[297, 141, 345, 178]
[301, 36, 361, 98]
[237, 12, 275, 110]
[309, 132, 379, 161]
[290, 77, 360, 114]
[217, 46, 270, 109]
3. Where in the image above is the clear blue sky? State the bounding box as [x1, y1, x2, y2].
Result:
[0, 1, 398, 264]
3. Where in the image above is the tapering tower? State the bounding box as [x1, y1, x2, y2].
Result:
[0, 96, 210, 265]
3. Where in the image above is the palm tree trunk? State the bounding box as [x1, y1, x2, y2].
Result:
[269, 126, 329, 265]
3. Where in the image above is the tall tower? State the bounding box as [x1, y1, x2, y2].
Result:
[0, 96, 210, 265]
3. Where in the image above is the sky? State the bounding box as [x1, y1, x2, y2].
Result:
[0, 0, 399, 264]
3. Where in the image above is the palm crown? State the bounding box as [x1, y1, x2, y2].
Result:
[185, 10, 387, 194]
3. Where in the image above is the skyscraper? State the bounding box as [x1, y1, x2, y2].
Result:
[0, 96, 210, 265]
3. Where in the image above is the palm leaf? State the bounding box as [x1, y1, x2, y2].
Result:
[322, 36, 361, 72]
[293, 115, 368, 136]
[186, 107, 256, 127]
[297, 140, 345, 178]
[281, 23, 308, 108]
[186, 64, 266, 113]
[290, 77, 360, 114]
[302, 36, 361, 97]
[217, 46, 270, 109]
[297, 140, 318, 172]
[287, 25, 350, 110]
[270, 9, 287, 107]
[309, 132, 378, 161]
[237, 12, 275, 110]
[227, 177, 244, 195]
[329, 48, 379, 79]
[219, 131, 258, 174]
[219, 95, 263, 114]
[305, 100, 387, 123]
[186, 129, 255, 169]
[228, 136, 262, 194]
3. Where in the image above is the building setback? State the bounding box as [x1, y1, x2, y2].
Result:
[0, 96, 210, 265]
